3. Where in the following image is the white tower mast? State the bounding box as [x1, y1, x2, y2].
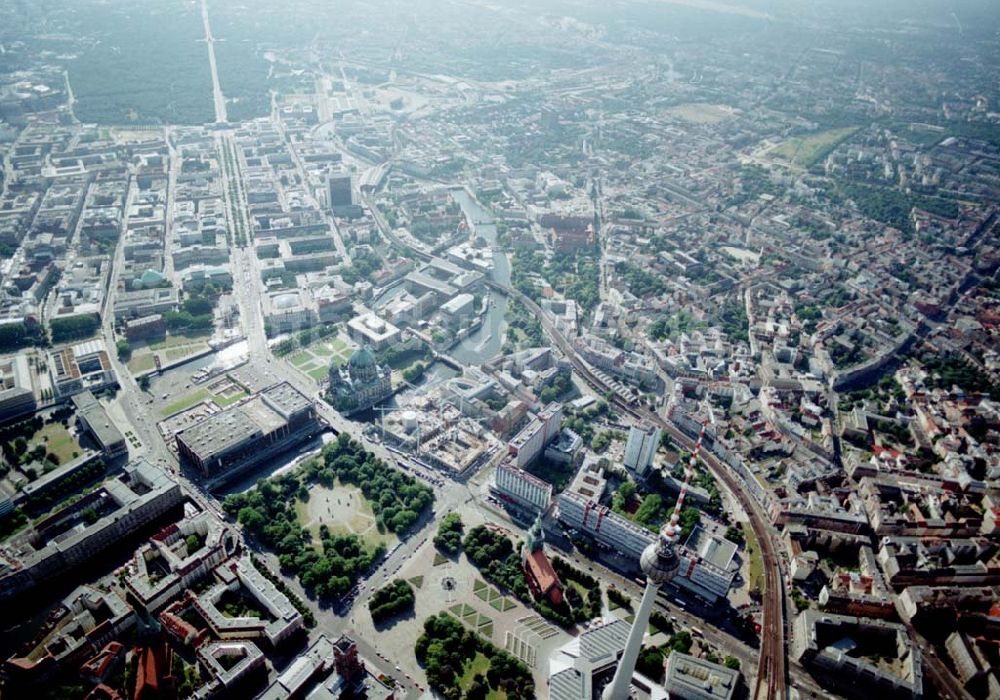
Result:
[602, 421, 707, 700]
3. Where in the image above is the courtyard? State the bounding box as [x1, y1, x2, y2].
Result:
[157, 373, 250, 418]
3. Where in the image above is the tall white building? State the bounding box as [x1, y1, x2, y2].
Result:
[624, 424, 661, 477]
[493, 462, 553, 513]
[508, 402, 564, 468]
[557, 492, 737, 603]
[557, 491, 656, 561]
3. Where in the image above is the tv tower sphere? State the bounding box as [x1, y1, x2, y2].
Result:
[602, 420, 708, 700]
[640, 533, 680, 585]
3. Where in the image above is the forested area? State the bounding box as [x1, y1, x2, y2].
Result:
[434, 512, 464, 554]
[64, 1, 214, 124]
[538, 369, 573, 403]
[503, 298, 544, 349]
[163, 287, 225, 334]
[827, 181, 960, 237]
[0, 321, 46, 352]
[616, 261, 667, 298]
[510, 247, 601, 318]
[916, 351, 1000, 401]
[714, 298, 749, 343]
[340, 251, 384, 285]
[214, 36, 272, 122]
[49, 314, 100, 343]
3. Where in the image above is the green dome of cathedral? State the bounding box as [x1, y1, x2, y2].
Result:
[349, 345, 377, 370]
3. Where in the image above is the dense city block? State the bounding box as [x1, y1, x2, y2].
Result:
[0, 0, 998, 698]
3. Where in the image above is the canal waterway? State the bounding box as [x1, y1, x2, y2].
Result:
[448, 188, 510, 365]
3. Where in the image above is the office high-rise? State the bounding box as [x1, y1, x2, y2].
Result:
[624, 423, 661, 477]
[327, 174, 353, 209]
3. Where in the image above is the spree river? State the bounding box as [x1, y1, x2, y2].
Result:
[448, 187, 510, 365]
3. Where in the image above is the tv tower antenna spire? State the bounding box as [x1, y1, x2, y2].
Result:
[602, 421, 708, 700]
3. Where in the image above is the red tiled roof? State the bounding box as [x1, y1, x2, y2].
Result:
[525, 549, 559, 593]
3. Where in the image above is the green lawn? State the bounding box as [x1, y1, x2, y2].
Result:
[165, 347, 199, 361]
[666, 103, 734, 124]
[450, 603, 476, 618]
[129, 332, 210, 374]
[289, 352, 313, 368]
[127, 353, 156, 374]
[487, 592, 515, 612]
[771, 127, 858, 167]
[746, 532, 764, 594]
[160, 386, 250, 415]
[458, 653, 491, 693]
[455, 649, 507, 699]
[160, 388, 212, 417]
[29, 422, 82, 464]
[213, 390, 248, 408]
[287, 340, 352, 386]
[409, 575, 424, 589]
[148, 331, 211, 351]
[294, 481, 397, 551]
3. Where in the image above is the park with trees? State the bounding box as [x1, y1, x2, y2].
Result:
[224, 472, 383, 601]
[462, 525, 595, 628]
[434, 513, 464, 555]
[308, 433, 434, 534]
[415, 613, 534, 700]
[368, 579, 415, 624]
[223, 433, 433, 600]
[49, 314, 100, 343]
[0, 321, 46, 352]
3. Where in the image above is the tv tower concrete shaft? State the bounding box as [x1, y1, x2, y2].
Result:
[601, 420, 708, 700]
[602, 577, 662, 700]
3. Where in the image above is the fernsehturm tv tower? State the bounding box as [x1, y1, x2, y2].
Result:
[602, 422, 707, 700]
